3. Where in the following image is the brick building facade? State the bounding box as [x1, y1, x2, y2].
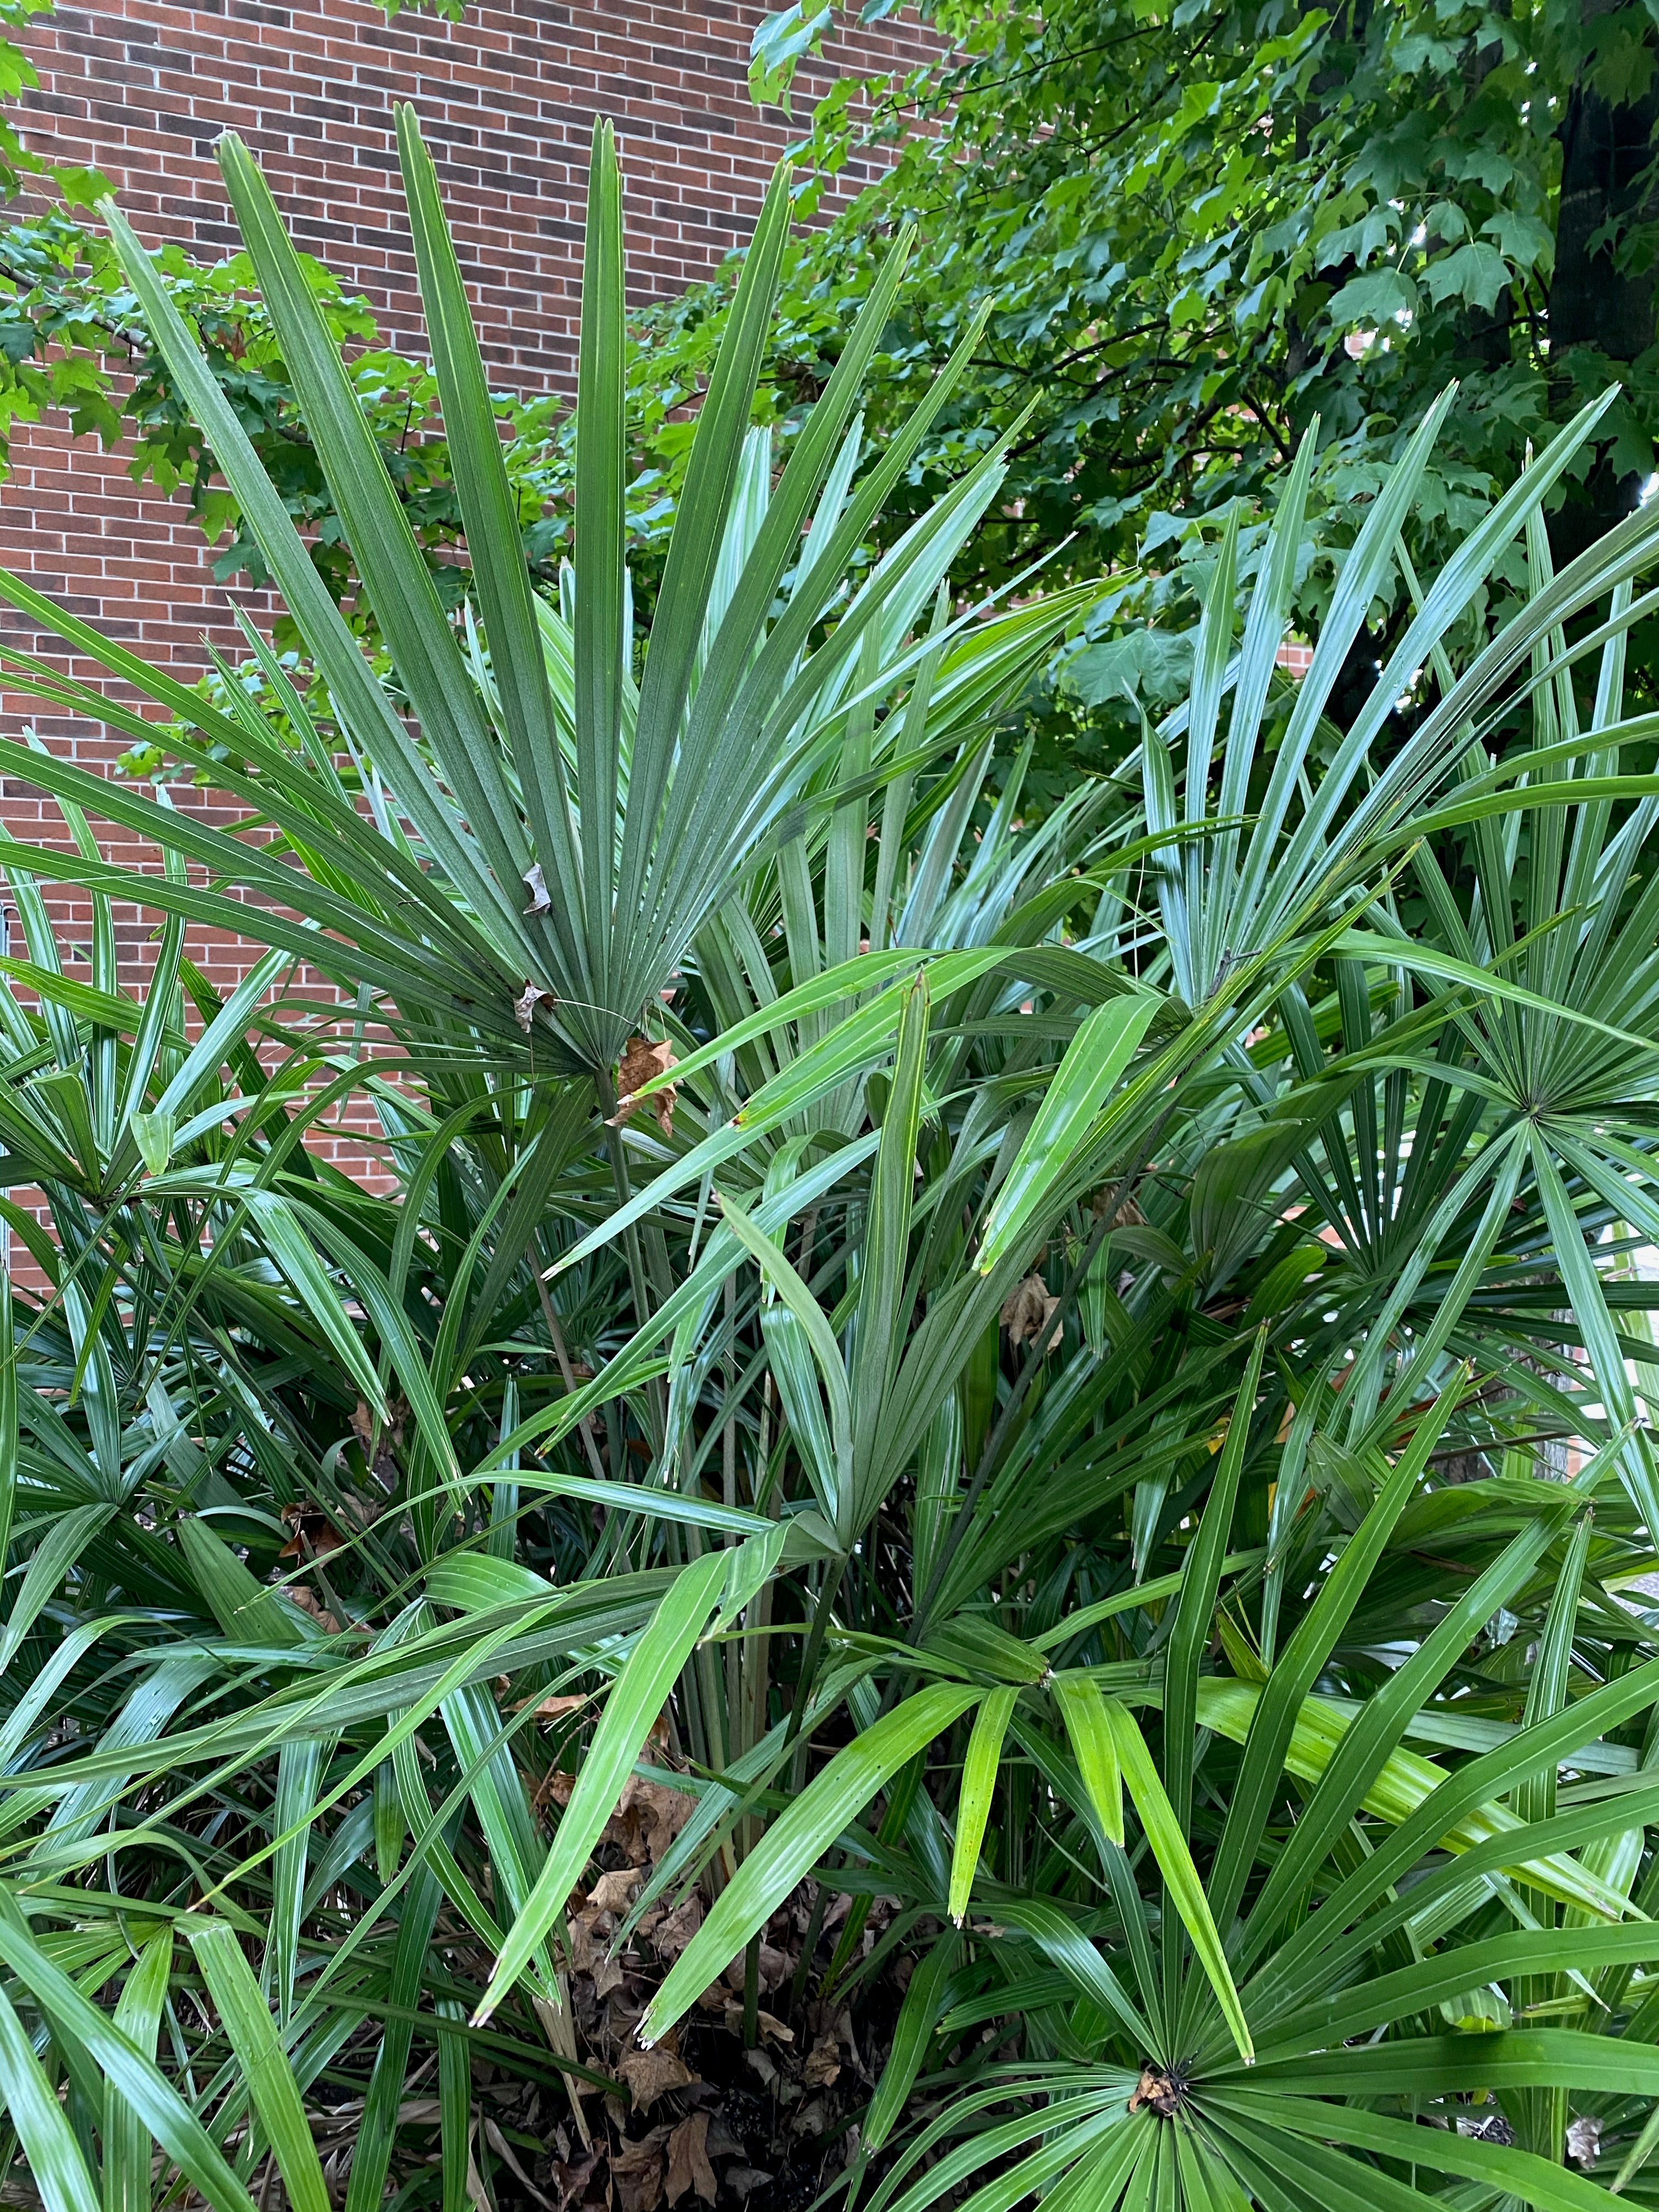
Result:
[0, 0, 932, 1169]
[9, 1, 930, 637]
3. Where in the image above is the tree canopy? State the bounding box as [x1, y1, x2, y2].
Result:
[737, 0, 1659, 776]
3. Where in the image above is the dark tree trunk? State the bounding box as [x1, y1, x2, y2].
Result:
[1549, 3, 1659, 556]
[1554, 28, 1659, 359]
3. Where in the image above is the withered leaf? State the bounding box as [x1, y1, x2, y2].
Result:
[649, 1891, 702, 1962]
[278, 1503, 345, 1560]
[665, 2112, 717, 2207]
[611, 1034, 680, 1138]
[1001, 1272, 1062, 1352]
[515, 1690, 589, 1721]
[285, 1584, 342, 1635]
[802, 2033, 842, 2087]
[566, 1906, 628, 2000]
[618, 2040, 696, 2113]
[611, 2125, 672, 2212]
[588, 1866, 641, 1915]
[515, 980, 557, 1033]
[1567, 2114, 1601, 2171]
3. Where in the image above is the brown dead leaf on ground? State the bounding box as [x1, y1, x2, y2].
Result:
[720, 1943, 787, 1996]
[567, 1862, 645, 2002]
[618, 2038, 696, 2114]
[484, 2116, 554, 2207]
[567, 1906, 628, 2001]
[645, 1889, 702, 1962]
[547, 2147, 599, 2211]
[476, 1853, 893, 2212]
[349, 1396, 407, 1486]
[613, 1771, 694, 1864]
[517, 1691, 590, 1721]
[664, 2111, 718, 2206]
[1091, 1187, 1146, 1226]
[723, 2168, 774, 2202]
[535, 1715, 690, 1865]
[588, 1867, 642, 1915]
[717, 2000, 793, 2044]
[802, 2034, 842, 2088]
[611, 2124, 673, 2212]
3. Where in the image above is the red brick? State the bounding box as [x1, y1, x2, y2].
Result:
[0, 0, 938, 1175]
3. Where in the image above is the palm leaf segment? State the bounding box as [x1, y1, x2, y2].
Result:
[0, 115, 1077, 1086]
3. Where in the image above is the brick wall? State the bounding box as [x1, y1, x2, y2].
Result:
[0, 0, 935, 1178]
[22, 0, 930, 383]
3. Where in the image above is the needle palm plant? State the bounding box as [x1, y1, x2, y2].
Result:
[1, 111, 1659, 2212]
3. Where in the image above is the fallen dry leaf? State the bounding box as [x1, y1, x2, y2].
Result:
[803, 2033, 842, 2088]
[522, 861, 551, 916]
[611, 1035, 680, 1138]
[703, 2115, 744, 2163]
[278, 1503, 345, 1560]
[648, 1891, 702, 1962]
[566, 1907, 629, 2000]
[1001, 1271, 1062, 1352]
[515, 1691, 590, 1721]
[720, 1942, 787, 1996]
[618, 2041, 696, 2114]
[547, 2147, 597, 2211]
[537, 1753, 693, 1871]
[611, 1769, 695, 1865]
[611, 2124, 672, 2212]
[1128, 2064, 1182, 2117]
[463, 2118, 493, 2212]
[588, 1867, 641, 1915]
[284, 1584, 342, 1635]
[483, 2116, 553, 2207]
[720, 2000, 793, 2044]
[664, 2111, 717, 2207]
[725, 2169, 774, 2201]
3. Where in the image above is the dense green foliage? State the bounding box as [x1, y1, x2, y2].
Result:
[768, 0, 1659, 556]
[743, 0, 1659, 791]
[10, 2, 1659, 814]
[3, 105, 1659, 2212]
